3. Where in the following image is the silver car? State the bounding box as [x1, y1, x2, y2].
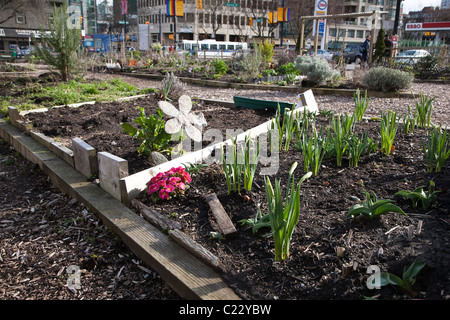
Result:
[395, 49, 431, 64]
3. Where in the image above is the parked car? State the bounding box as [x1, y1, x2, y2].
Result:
[395, 49, 431, 64]
[342, 45, 362, 64]
[307, 49, 334, 61]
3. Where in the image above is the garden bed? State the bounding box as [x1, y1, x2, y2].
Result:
[23, 94, 275, 175]
[19, 93, 450, 300]
[133, 117, 450, 300]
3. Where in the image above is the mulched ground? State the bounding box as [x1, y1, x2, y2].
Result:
[21, 95, 450, 300]
[0, 140, 181, 300]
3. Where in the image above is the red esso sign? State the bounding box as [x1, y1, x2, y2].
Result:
[406, 23, 423, 30]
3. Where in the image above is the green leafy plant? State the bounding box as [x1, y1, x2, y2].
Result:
[395, 181, 440, 209]
[353, 88, 370, 121]
[121, 108, 172, 156]
[379, 260, 426, 298]
[413, 92, 435, 129]
[348, 189, 406, 220]
[210, 58, 228, 77]
[423, 125, 450, 173]
[380, 110, 399, 156]
[265, 162, 312, 261]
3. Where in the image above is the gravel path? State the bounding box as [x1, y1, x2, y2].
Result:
[86, 72, 450, 128]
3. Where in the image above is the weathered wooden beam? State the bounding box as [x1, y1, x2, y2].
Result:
[204, 192, 237, 238]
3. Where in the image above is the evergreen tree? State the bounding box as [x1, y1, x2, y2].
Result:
[32, 3, 81, 81]
[373, 27, 386, 64]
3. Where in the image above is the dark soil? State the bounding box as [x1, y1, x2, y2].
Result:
[22, 95, 450, 300]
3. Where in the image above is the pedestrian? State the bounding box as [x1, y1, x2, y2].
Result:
[361, 35, 371, 63]
[384, 34, 392, 58]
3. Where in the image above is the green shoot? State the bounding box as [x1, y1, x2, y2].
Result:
[243, 134, 260, 192]
[347, 131, 377, 167]
[413, 92, 434, 129]
[301, 127, 329, 176]
[265, 162, 311, 261]
[222, 136, 243, 194]
[380, 110, 399, 156]
[380, 260, 426, 298]
[402, 105, 416, 135]
[354, 88, 370, 121]
[423, 125, 450, 173]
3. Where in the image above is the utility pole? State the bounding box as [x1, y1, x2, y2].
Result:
[174, 1, 177, 44]
[393, 0, 402, 36]
[280, 0, 285, 47]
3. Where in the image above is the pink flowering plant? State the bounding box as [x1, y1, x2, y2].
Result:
[147, 166, 191, 202]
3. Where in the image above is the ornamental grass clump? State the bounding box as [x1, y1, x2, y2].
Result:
[147, 167, 191, 202]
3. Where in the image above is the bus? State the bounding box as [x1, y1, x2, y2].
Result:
[176, 39, 248, 59]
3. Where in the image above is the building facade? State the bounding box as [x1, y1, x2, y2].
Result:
[137, 0, 285, 45]
[326, 0, 403, 49]
[0, 0, 65, 55]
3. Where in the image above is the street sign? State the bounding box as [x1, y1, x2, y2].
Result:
[226, 2, 239, 7]
[118, 21, 129, 24]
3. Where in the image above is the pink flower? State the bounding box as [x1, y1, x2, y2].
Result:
[148, 183, 159, 194]
[165, 184, 175, 193]
[169, 176, 181, 185]
[178, 182, 186, 190]
[157, 180, 166, 187]
[159, 189, 170, 200]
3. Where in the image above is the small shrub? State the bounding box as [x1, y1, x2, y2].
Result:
[210, 58, 228, 76]
[294, 55, 340, 86]
[363, 67, 414, 92]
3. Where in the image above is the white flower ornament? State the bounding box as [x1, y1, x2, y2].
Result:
[158, 95, 206, 142]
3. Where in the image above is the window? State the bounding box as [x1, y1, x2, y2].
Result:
[201, 44, 209, 50]
[347, 29, 355, 38]
[210, 44, 218, 50]
[227, 44, 234, 50]
[329, 28, 336, 37]
[357, 30, 364, 38]
[16, 11, 26, 24]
